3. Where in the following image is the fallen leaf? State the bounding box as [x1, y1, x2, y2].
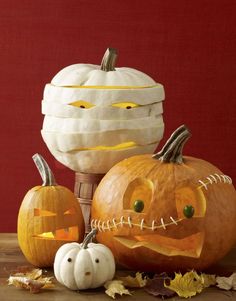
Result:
[216, 273, 236, 290]
[117, 272, 147, 288]
[145, 273, 175, 298]
[200, 273, 216, 288]
[104, 280, 132, 299]
[8, 268, 54, 293]
[164, 271, 203, 298]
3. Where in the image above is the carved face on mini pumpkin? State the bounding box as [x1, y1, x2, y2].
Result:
[41, 48, 165, 173]
[91, 125, 236, 272]
[17, 154, 85, 267]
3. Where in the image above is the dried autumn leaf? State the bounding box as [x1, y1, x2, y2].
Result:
[145, 273, 175, 298]
[117, 272, 147, 288]
[164, 271, 203, 298]
[200, 273, 216, 288]
[104, 280, 132, 299]
[216, 273, 236, 290]
[8, 268, 54, 293]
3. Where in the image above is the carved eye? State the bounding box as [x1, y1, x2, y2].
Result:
[175, 185, 206, 219]
[34, 209, 56, 216]
[69, 100, 95, 109]
[123, 178, 153, 213]
[112, 102, 139, 109]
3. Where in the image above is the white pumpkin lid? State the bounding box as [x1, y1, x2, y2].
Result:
[51, 48, 158, 87]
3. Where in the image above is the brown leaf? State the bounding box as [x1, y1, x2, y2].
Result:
[8, 268, 54, 293]
[145, 273, 175, 298]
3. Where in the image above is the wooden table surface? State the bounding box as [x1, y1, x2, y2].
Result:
[0, 233, 236, 301]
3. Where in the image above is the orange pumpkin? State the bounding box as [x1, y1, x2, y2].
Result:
[17, 154, 85, 267]
[91, 125, 236, 272]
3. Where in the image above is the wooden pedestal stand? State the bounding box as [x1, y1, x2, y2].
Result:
[74, 172, 105, 234]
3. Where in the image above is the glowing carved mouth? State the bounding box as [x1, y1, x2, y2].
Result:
[75, 141, 137, 151]
[114, 232, 204, 258]
[33, 226, 78, 241]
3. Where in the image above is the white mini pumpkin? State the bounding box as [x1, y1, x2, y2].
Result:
[42, 48, 165, 173]
[54, 229, 115, 290]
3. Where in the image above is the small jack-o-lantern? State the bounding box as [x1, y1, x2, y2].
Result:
[41, 48, 165, 173]
[17, 154, 85, 267]
[91, 125, 236, 272]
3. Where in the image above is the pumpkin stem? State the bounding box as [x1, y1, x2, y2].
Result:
[81, 228, 97, 249]
[32, 153, 57, 186]
[100, 48, 118, 71]
[152, 125, 191, 164]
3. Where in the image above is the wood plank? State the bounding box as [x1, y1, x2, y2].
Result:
[0, 233, 236, 300]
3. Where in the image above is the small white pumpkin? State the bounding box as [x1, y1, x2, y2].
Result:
[54, 229, 115, 290]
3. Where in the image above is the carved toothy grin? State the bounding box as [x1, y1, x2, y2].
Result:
[114, 232, 205, 258]
[33, 226, 78, 241]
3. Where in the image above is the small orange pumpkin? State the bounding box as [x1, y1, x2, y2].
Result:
[91, 125, 236, 272]
[17, 154, 85, 267]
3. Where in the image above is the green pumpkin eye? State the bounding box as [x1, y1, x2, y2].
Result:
[183, 205, 195, 218]
[133, 200, 144, 213]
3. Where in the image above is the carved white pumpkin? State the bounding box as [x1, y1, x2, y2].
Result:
[54, 229, 115, 290]
[41, 48, 165, 173]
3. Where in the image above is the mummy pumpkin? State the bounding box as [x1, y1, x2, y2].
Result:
[91, 125, 236, 272]
[41, 48, 165, 173]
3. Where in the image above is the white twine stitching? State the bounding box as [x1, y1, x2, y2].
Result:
[151, 220, 156, 231]
[91, 215, 184, 232]
[112, 218, 117, 228]
[140, 219, 145, 230]
[128, 216, 132, 228]
[160, 218, 166, 230]
[107, 220, 110, 231]
[215, 173, 222, 182]
[199, 180, 208, 190]
[199, 173, 232, 190]
[209, 174, 217, 183]
[170, 216, 178, 225]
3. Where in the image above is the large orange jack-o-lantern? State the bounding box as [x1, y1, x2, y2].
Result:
[17, 154, 85, 267]
[41, 48, 165, 174]
[91, 125, 236, 272]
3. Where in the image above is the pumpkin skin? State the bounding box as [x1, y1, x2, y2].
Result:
[54, 229, 115, 290]
[41, 48, 165, 173]
[17, 154, 85, 267]
[91, 125, 236, 272]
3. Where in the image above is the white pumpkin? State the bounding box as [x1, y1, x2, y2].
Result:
[42, 48, 165, 173]
[54, 229, 115, 290]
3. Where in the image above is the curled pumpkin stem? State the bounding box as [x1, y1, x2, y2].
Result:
[153, 125, 191, 164]
[32, 153, 57, 186]
[100, 48, 118, 72]
[81, 228, 97, 249]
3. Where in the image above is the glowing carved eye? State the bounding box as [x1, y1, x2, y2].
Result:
[34, 208, 56, 216]
[112, 102, 139, 109]
[69, 100, 95, 109]
[133, 200, 144, 212]
[123, 178, 153, 213]
[183, 205, 195, 218]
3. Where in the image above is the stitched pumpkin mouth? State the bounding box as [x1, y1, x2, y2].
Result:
[33, 226, 78, 241]
[114, 232, 204, 258]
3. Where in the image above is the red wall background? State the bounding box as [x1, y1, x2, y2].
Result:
[0, 0, 235, 232]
